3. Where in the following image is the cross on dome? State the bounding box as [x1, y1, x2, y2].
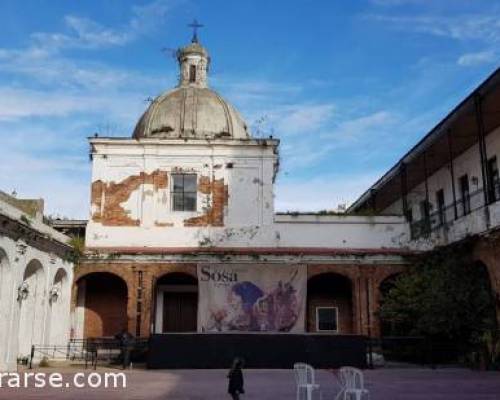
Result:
[177, 21, 210, 88]
[188, 19, 204, 43]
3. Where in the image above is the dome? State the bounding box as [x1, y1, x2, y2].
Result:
[133, 87, 250, 139]
[132, 38, 250, 140]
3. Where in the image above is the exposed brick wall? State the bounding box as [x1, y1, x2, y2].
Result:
[184, 176, 228, 227]
[307, 295, 353, 334]
[81, 273, 128, 338]
[308, 264, 406, 337]
[91, 170, 168, 226]
[73, 262, 197, 337]
[73, 261, 406, 338]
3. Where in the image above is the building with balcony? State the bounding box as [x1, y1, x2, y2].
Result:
[349, 67, 500, 324]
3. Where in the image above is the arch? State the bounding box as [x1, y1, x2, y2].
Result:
[307, 273, 353, 334]
[379, 273, 401, 297]
[75, 272, 128, 338]
[472, 260, 498, 327]
[307, 266, 354, 282]
[0, 248, 12, 367]
[378, 273, 403, 336]
[48, 268, 69, 346]
[154, 272, 198, 333]
[18, 259, 46, 357]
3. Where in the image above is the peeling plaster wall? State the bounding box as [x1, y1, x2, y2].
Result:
[87, 139, 281, 247]
[86, 139, 409, 250]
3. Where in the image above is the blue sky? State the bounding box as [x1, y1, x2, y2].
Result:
[0, 0, 499, 218]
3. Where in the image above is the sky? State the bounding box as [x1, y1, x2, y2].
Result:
[0, 0, 499, 218]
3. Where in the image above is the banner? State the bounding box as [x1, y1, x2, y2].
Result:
[198, 264, 306, 333]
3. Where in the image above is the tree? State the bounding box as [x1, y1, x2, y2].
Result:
[379, 241, 497, 350]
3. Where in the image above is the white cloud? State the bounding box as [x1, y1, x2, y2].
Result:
[368, 13, 500, 43]
[457, 50, 497, 66]
[275, 110, 397, 172]
[131, 0, 177, 35]
[26, 0, 177, 53]
[276, 104, 335, 135]
[275, 172, 383, 212]
[0, 88, 94, 121]
[0, 46, 172, 91]
[0, 87, 147, 124]
[1, 171, 90, 219]
[0, 1, 182, 219]
[32, 16, 131, 52]
[0, 2, 178, 90]
[213, 77, 303, 108]
[324, 111, 396, 141]
[0, 148, 90, 218]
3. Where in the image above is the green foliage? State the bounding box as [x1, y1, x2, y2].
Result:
[68, 236, 85, 264]
[379, 243, 497, 348]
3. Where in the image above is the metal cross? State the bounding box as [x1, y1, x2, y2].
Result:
[188, 19, 204, 43]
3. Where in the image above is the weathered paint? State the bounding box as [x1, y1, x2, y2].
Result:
[0, 195, 73, 371]
[91, 169, 168, 226]
[86, 138, 409, 250]
[184, 177, 228, 227]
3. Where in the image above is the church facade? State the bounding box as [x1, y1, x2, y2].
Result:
[73, 37, 410, 341]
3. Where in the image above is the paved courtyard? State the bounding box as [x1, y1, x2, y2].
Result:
[0, 367, 499, 399]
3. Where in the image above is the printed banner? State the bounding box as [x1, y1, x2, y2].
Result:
[198, 264, 306, 333]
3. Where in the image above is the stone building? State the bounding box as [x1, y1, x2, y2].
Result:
[74, 36, 410, 341]
[0, 191, 74, 370]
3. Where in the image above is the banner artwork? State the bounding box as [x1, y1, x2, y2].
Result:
[198, 264, 306, 333]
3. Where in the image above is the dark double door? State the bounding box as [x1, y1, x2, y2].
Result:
[162, 292, 198, 332]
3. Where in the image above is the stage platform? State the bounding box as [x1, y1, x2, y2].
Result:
[147, 333, 367, 369]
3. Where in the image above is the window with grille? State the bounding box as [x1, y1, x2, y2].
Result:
[316, 307, 338, 332]
[171, 174, 197, 212]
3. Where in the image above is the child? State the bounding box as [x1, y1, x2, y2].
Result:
[227, 357, 245, 400]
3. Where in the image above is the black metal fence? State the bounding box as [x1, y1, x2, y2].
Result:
[28, 337, 149, 370]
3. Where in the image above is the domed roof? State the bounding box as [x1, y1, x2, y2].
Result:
[133, 87, 250, 139]
[177, 41, 208, 58]
[133, 39, 250, 140]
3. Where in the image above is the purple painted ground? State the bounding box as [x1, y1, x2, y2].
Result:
[0, 368, 499, 399]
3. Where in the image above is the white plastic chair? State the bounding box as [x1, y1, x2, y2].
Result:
[293, 362, 321, 400]
[335, 367, 370, 400]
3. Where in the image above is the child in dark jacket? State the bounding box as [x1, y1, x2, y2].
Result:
[227, 357, 245, 400]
